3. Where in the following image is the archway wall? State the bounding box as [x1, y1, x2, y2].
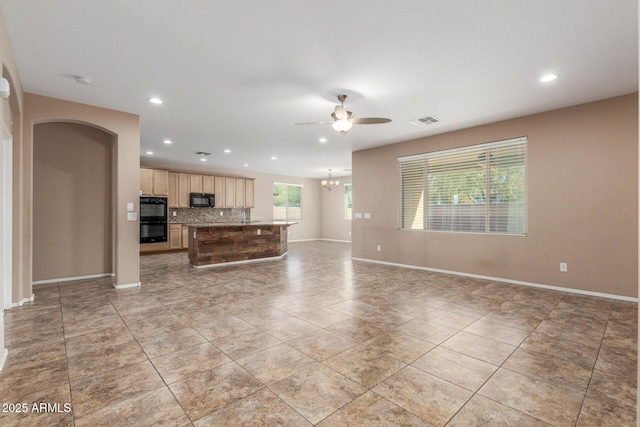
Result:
[24, 93, 140, 290]
[33, 122, 114, 282]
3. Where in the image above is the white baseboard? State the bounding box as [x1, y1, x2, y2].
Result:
[0, 348, 7, 371]
[317, 238, 351, 243]
[289, 238, 319, 242]
[113, 282, 141, 290]
[193, 253, 287, 269]
[11, 294, 35, 308]
[33, 273, 113, 285]
[352, 257, 638, 302]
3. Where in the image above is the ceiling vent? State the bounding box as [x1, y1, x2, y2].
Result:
[195, 151, 211, 156]
[409, 115, 440, 127]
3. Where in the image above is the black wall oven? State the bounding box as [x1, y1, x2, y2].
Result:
[140, 197, 167, 243]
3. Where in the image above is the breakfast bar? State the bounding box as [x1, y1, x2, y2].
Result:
[187, 222, 296, 267]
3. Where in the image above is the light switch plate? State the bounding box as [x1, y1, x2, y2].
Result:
[127, 202, 134, 212]
[127, 212, 137, 221]
[364, 213, 371, 219]
[355, 213, 363, 219]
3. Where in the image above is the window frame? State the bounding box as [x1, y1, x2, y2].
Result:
[344, 183, 353, 220]
[398, 137, 527, 235]
[273, 182, 303, 221]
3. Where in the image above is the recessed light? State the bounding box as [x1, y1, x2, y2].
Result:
[200, 158, 207, 162]
[146, 151, 154, 155]
[224, 149, 231, 153]
[270, 156, 278, 160]
[163, 139, 172, 144]
[319, 137, 327, 143]
[540, 74, 558, 83]
[148, 97, 163, 104]
[243, 163, 249, 167]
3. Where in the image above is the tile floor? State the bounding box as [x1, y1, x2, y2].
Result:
[0, 241, 637, 426]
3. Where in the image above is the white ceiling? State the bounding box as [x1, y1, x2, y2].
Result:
[2, 0, 637, 179]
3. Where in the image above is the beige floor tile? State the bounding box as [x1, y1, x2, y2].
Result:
[237, 343, 316, 385]
[212, 328, 282, 360]
[125, 312, 189, 340]
[372, 366, 472, 426]
[576, 397, 636, 427]
[0, 360, 69, 401]
[287, 329, 358, 361]
[463, 319, 531, 346]
[0, 383, 73, 427]
[193, 389, 312, 426]
[394, 319, 458, 344]
[479, 368, 583, 426]
[326, 317, 390, 343]
[169, 362, 264, 420]
[411, 346, 497, 392]
[70, 360, 164, 416]
[442, 331, 516, 365]
[137, 326, 207, 358]
[67, 340, 148, 382]
[418, 309, 479, 330]
[258, 316, 321, 341]
[520, 331, 600, 368]
[502, 348, 592, 393]
[74, 387, 189, 427]
[362, 331, 436, 363]
[324, 345, 406, 389]
[270, 363, 366, 424]
[586, 368, 637, 412]
[64, 323, 135, 357]
[317, 391, 432, 427]
[151, 342, 232, 384]
[193, 314, 255, 340]
[448, 394, 551, 426]
[294, 307, 352, 328]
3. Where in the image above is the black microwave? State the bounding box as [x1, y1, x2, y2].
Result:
[190, 193, 215, 208]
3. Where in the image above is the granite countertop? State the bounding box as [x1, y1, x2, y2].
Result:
[187, 221, 297, 228]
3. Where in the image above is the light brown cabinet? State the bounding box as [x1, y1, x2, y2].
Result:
[178, 173, 190, 207]
[181, 226, 189, 249]
[140, 168, 169, 197]
[244, 179, 255, 208]
[169, 224, 190, 249]
[155, 169, 254, 209]
[214, 176, 226, 207]
[225, 177, 236, 207]
[190, 174, 203, 193]
[202, 175, 215, 194]
[168, 172, 190, 208]
[169, 224, 182, 249]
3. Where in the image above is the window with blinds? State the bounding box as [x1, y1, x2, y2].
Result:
[399, 137, 526, 234]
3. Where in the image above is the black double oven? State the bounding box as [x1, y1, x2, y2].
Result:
[140, 197, 168, 243]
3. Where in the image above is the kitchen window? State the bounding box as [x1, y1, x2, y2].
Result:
[273, 182, 302, 220]
[399, 137, 527, 234]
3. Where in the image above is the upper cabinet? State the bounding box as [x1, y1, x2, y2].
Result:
[140, 168, 169, 197]
[154, 168, 254, 209]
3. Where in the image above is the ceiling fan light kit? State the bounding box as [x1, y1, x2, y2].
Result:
[296, 94, 391, 135]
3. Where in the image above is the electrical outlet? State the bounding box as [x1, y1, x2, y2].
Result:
[257, 229, 261, 235]
[219, 211, 224, 216]
[560, 262, 568, 272]
[376, 244, 381, 252]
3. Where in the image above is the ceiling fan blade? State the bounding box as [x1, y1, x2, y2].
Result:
[351, 117, 392, 124]
[295, 121, 334, 125]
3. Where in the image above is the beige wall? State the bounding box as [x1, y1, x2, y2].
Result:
[24, 94, 140, 288]
[141, 160, 322, 241]
[33, 123, 113, 281]
[320, 176, 352, 242]
[353, 94, 638, 298]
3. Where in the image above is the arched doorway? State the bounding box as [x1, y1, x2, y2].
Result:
[32, 122, 114, 283]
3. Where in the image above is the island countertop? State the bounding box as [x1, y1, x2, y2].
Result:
[187, 222, 295, 267]
[187, 221, 297, 228]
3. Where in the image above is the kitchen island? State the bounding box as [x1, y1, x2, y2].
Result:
[187, 222, 296, 267]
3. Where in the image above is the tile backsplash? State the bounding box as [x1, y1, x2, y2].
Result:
[168, 207, 251, 224]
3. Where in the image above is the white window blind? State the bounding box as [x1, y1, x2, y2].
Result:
[398, 137, 526, 234]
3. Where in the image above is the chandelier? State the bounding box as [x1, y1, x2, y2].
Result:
[321, 169, 340, 191]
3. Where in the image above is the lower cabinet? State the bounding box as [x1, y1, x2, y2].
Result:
[169, 224, 183, 249]
[169, 224, 190, 249]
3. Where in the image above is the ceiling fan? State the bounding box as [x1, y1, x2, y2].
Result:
[296, 94, 391, 135]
